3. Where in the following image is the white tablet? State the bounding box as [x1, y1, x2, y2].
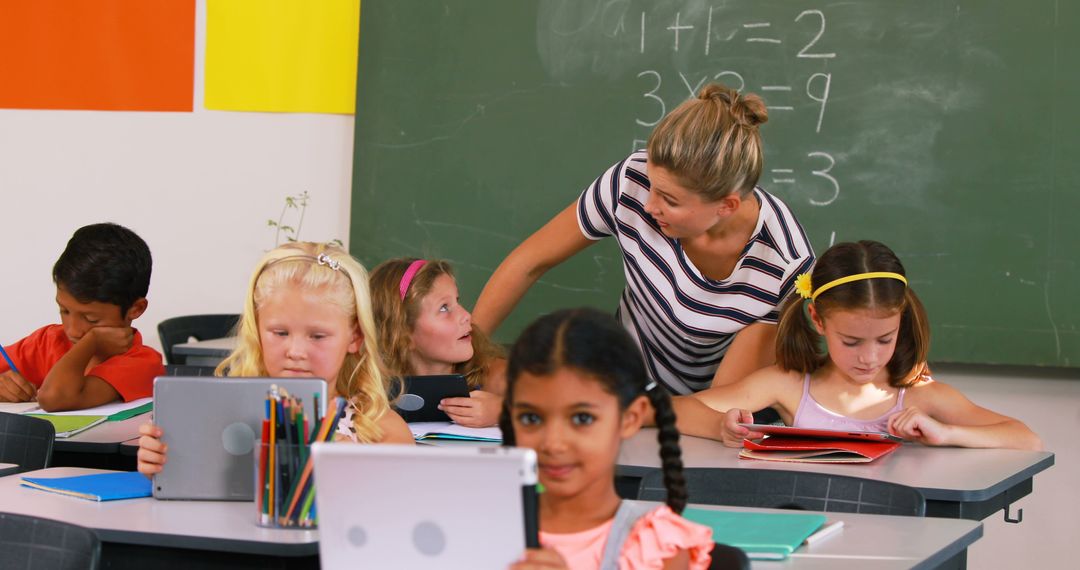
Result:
[152, 376, 327, 500]
[313, 443, 539, 569]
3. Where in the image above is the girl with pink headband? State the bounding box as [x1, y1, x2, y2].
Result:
[674, 240, 1042, 450]
[370, 257, 507, 428]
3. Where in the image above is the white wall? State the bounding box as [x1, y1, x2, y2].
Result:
[0, 1, 354, 351]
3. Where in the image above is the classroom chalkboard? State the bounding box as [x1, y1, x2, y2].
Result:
[350, 0, 1079, 367]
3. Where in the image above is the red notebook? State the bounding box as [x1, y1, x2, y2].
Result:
[739, 436, 901, 464]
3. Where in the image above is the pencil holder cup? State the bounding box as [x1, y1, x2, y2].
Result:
[255, 440, 317, 529]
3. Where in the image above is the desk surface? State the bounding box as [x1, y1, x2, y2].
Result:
[620, 429, 1054, 502]
[1, 468, 317, 556]
[679, 502, 981, 569]
[0, 403, 146, 453]
[0, 462, 17, 476]
[172, 336, 236, 356]
[3, 468, 979, 567]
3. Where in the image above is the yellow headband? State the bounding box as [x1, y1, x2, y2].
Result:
[794, 271, 908, 302]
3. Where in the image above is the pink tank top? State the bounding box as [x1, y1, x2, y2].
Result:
[791, 374, 905, 432]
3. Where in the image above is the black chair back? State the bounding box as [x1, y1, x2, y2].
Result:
[156, 314, 239, 364]
[0, 512, 101, 570]
[0, 412, 55, 473]
[162, 364, 218, 377]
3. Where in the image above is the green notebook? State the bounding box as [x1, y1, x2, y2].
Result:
[683, 508, 827, 560]
[25, 415, 106, 438]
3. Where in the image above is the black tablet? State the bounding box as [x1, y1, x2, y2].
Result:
[392, 374, 471, 422]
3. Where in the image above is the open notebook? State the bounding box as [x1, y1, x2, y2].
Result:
[408, 421, 501, 443]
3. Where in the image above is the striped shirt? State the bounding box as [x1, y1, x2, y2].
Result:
[576, 151, 814, 394]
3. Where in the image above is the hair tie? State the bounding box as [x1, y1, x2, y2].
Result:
[796, 271, 908, 302]
[644, 380, 658, 392]
[398, 260, 427, 300]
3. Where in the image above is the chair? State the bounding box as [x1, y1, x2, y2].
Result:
[0, 512, 101, 570]
[0, 412, 55, 473]
[156, 314, 239, 365]
[639, 468, 926, 517]
[162, 364, 217, 377]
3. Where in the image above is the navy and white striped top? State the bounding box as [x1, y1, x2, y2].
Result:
[577, 151, 814, 394]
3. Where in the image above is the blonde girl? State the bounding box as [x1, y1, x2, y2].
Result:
[370, 257, 506, 427]
[138, 243, 412, 476]
[674, 241, 1042, 451]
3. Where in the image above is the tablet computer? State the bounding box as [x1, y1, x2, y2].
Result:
[392, 374, 471, 423]
[739, 423, 903, 443]
[152, 376, 327, 500]
[313, 443, 539, 569]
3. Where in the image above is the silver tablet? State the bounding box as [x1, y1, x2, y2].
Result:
[152, 376, 327, 501]
[313, 443, 539, 569]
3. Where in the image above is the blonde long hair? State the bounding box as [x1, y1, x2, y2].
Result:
[216, 242, 399, 442]
[370, 258, 503, 388]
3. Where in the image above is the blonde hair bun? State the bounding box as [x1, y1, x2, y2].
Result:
[697, 84, 768, 127]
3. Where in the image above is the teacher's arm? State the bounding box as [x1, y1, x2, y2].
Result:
[473, 202, 595, 334]
[708, 321, 777, 387]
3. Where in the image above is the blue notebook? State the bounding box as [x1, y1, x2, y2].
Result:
[21, 472, 152, 502]
[682, 508, 826, 560]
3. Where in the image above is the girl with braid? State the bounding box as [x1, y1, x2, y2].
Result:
[502, 308, 713, 570]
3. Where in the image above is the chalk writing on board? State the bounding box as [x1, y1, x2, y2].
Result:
[626, 6, 839, 207]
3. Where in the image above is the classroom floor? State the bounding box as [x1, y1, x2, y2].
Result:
[930, 363, 1078, 569]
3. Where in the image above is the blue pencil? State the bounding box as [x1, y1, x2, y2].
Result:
[0, 344, 20, 375]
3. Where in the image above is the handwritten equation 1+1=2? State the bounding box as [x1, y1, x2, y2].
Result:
[628, 7, 839, 207]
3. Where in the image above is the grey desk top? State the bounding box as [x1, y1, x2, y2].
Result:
[620, 429, 1055, 502]
[3, 468, 979, 567]
[0, 463, 18, 477]
[0, 403, 147, 452]
[1, 468, 317, 556]
[172, 336, 236, 357]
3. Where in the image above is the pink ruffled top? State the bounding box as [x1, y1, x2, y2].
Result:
[539, 505, 713, 570]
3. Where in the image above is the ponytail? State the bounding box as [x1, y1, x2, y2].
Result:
[645, 385, 687, 513]
[775, 293, 827, 373]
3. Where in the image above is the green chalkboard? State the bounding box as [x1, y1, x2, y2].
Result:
[350, 0, 1079, 367]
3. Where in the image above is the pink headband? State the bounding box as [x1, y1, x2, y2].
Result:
[398, 260, 427, 300]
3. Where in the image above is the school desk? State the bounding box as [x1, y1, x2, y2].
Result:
[2, 467, 979, 570]
[0, 403, 145, 470]
[618, 429, 1054, 522]
[171, 336, 236, 367]
[0, 462, 17, 476]
[670, 501, 982, 570]
[1, 467, 317, 569]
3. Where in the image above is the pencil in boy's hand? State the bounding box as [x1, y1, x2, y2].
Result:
[0, 344, 22, 376]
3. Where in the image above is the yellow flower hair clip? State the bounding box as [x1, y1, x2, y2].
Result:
[794, 273, 813, 299]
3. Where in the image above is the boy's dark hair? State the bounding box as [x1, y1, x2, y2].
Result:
[499, 308, 688, 513]
[52, 223, 152, 315]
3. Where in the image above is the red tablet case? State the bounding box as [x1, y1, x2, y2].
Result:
[739, 436, 901, 464]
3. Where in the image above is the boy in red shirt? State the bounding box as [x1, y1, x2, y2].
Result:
[0, 223, 164, 411]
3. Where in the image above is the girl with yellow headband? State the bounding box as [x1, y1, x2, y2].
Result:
[672, 240, 1041, 450]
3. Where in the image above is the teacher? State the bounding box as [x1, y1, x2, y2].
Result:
[473, 84, 814, 395]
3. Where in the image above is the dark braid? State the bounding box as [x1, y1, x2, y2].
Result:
[645, 384, 687, 513]
[502, 308, 688, 513]
[498, 396, 516, 447]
